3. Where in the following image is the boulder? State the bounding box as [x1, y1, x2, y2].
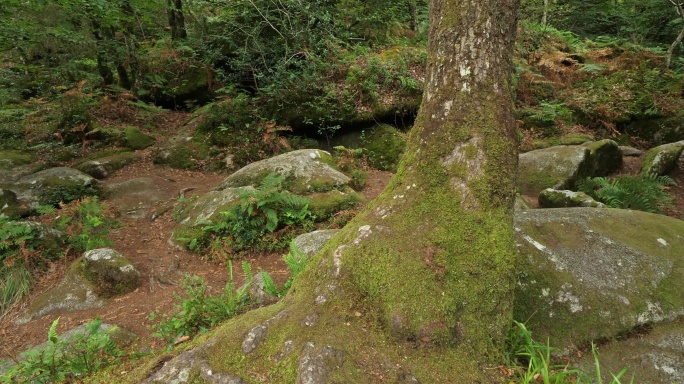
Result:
[214, 149, 350, 194]
[293, 230, 341, 258]
[123, 126, 155, 150]
[514, 208, 684, 352]
[74, 151, 139, 179]
[575, 320, 684, 384]
[9, 167, 100, 208]
[582, 139, 623, 176]
[0, 189, 22, 218]
[307, 189, 365, 219]
[538, 189, 605, 208]
[641, 141, 684, 176]
[619, 146, 643, 157]
[362, 124, 407, 171]
[0, 150, 35, 185]
[518, 145, 591, 195]
[80, 248, 140, 297]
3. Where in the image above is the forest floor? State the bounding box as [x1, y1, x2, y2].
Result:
[1, 111, 683, 361]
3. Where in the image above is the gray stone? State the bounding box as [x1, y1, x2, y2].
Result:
[620, 146, 643, 157]
[294, 230, 341, 258]
[241, 324, 268, 354]
[538, 189, 605, 208]
[81, 248, 140, 297]
[296, 344, 345, 384]
[9, 167, 99, 208]
[641, 141, 684, 176]
[74, 152, 139, 179]
[142, 340, 247, 384]
[214, 149, 350, 194]
[248, 273, 279, 306]
[0, 188, 22, 218]
[103, 178, 168, 219]
[575, 320, 684, 384]
[518, 145, 591, 196]
[582, 139, 623, 176]
[514, 208, 684, 351]
[514, 195, 531, 211]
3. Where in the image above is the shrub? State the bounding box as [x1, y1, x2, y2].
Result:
[0, 318, 123, 383]
[576, 173, 675, 213]
[0, 219, 38, 316]
[149, 262, 251, 345]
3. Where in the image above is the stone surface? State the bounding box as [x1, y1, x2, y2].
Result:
[214, 149, 350, 194]
[641, 141, 684, 176]
[296, 344, 345, 384]
[620, 146, 643, 157]
[74, 152, 139, 179]
[582, 139, 623, 176]
[575, 320, 684, 384]
[362, 123, 407, 171]
[0, 150, 35, 185]
[0, 188, 22, 218]
[538, 188, 605, 208]
[142, 340, 247, 384]
[248, 273, 280, 306]
[514, 208, 684, 351]
[103, 178, 168, 219]
[123, 126, 155, 150]
[80, 248, 140, 297]
[518, 145, 591, 195]
[8, 167, 99, 208]
[293, 230, 341, 258]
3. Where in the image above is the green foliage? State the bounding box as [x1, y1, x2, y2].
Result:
[577, 174, 675, 213]
[37, 183, 99, 208]
[200, 173, 314, 256]
[53, 197, 119, 252]
[0, 318, 123, 383]
[0, 219, 37, 316]
[259, 242, 309, 298]
[149, 261, 252, 345]
[506, 321, 633, 383]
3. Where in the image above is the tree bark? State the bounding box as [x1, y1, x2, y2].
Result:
[667, 1, 684, 68]
[167, 0, 187, 40]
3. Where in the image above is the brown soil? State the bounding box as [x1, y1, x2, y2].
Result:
[0, 114, 394, 358]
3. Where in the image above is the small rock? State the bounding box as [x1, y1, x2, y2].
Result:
[81, 248, 140, 297]
[641, 141, 684, 176]
[242, 324, 268, 354]
[619, 146, 643, 157]
[538, 189, 605, 208]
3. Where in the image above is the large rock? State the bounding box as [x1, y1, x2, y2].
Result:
[518, 145, 591, 195]
[293, 230, 341, 258]
[0, 188, 22, 218]
[582, 139, 623, 176]
[8, 167, 100, 208]
[575, 320, 684, 384]
[362, 124, 407, 171]
[514, 208, 684, 352]
[214, 149, 350, 194]
[641, 141, 684, 176]
[74, 151, 139, 179]
[80, 248, 140, 297]
[538, 189, 605, 208]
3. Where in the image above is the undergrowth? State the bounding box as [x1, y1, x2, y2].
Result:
[505, 321, 634, 383]
[577, 173, 675, 213]
[0, 318, 124, 383]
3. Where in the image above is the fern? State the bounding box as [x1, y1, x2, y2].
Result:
[577, 173, 674, 213]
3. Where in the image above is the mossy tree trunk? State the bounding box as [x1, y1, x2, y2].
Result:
[167, 0, 187, 40]
[131, 1, 521, 382]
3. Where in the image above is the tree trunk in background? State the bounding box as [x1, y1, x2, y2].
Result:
[667, 1, 684, 68]
[543, 0, 549, 25]
[167, 0, 187, 40]
[90, 18, 115, 85]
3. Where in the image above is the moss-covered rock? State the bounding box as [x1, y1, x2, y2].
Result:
[293, 229, 341, 258]
[153, 131, 213, 171]
[9, 167, 100, 208]
[0, 150, 32, 169]
[574, 319, 684, 383]
[524, 133, 595, 152]
[518, 145, 592, 195]
[214, 149, 350, 194]
[74, 151, 139, 179]
[582, 139, 623, 176]
[514, 208, 684, 352]
[362, 124, 407, 171]
[123, 126, 155, 150]
[307, 188, 364, 219]
[0, 189, 22, 218]
[641, 141, 684, 176]
[79, 248, 140, 298]
[538, 188, 605, 208]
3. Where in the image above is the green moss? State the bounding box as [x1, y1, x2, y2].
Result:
[307, 189, 364, 219]
[123, 126, 155, 150]
[0, 150, 33, 169]
[362, 124, 407, 171]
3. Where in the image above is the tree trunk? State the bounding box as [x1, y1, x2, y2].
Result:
[167, 0, 187, 40]
[542, 0, 549, 25]
[136, 0, 520, 382]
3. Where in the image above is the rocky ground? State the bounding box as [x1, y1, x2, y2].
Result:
[1, 112, 683, 381]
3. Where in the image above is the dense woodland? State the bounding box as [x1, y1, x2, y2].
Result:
[2, 0, 684, 383]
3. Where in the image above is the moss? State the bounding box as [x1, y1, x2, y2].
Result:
[0, 149, 33, 169]
[307, 189, 364, 219]
[362, 124, 407, 171]
[123, 126, 155, 150]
